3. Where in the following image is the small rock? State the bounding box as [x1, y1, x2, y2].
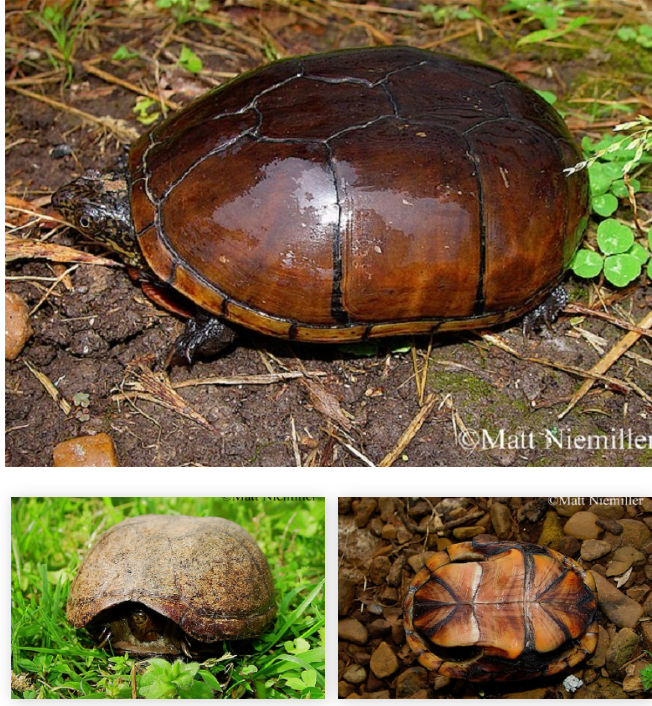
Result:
[339, 577, 357, 616]
[504, 687, 549, 698]
[557, 535, 580, 557]
[379, 585, 398, 604]
[539, 510, 564, 548]
[433, 676, 451, 690]
[641, 497, 652, 513]
[646, 565, 652, 582]
[396, 524, 412, 544]
[622, 661, 647, 695]
[435, 497, 469, 519]
[395, 666, 428, 698]
[339, 498, 353, 514]
[367, 619, 391, 638]
[586, 625, 609, 669]
[588, 500, 625, 520]
[641, 621, 652, 651]
[407, 501, 431, 517]
[564, 512, 601, 540]
[490, 502, 512, 539]
[619, 519, 651, 549]
[596, 518, 623, 535]
[553, 498, 586, 517]
[360, 690, 390, 699]
[518, 498, 546, 523]
[626, 584, 649, 602]
[601, 531, 622, 552]
[580, 678, 626, 699]
[378, 497, 395, 521]
[369, 556, 391, 585]
[645, 592, 652, 617]
[381, 524, 396, 541]
[406, 688, 432, 698]
[354, 650, 371, 666]
[53, 433, 119, 467]
[436, 537, 452, 550]
[452, 525, 484, 540]
[606, 546, 646, 576]
[581, 539, 612, 562]
[407, 553, 426, 574]
[474, 533, 499, 544]
[338, 681, 355, 698]
[5, 292, 33, 360]
[583, 668, 599, 684]
[343, 664, 367, 684]
[369, 642, 399, 679]
[592, 571, 644, 628]
[605, 627, 640, 678]
[368, 517, 384, 537]
[338, 619, 369, 646]
[355, 498, 377, 528]
[387, 556, 403, 587]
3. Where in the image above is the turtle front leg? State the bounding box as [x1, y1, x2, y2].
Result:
[522, 285, 569, 336]
[174, 312, 237, 364]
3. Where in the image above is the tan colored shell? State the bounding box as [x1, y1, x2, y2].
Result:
[66, 515, 276, 641]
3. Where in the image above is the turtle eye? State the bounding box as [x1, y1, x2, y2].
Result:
[79, 215, 91, 229]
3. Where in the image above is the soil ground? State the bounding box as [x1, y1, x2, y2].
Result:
[5, 2, 652, 467]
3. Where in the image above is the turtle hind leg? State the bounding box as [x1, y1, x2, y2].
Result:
[173, 312, 237, 364]
[522, 285, 569, 336]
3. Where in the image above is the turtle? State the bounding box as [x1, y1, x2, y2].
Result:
[66, 514, 276, 657]
[52, 46, 588, 363]
[403, 540, 599, 681]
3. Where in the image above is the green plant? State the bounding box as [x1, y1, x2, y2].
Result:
[640, 656, 652, 691]
[133, 96, 162, 126]
[156, 0, 210, 24]
[420, 4, 474, 26]
[139, 659, 214, 698]
[617, 24, 652, 49]
[178, 45, 203, 74]
[499, 0, 591, 45]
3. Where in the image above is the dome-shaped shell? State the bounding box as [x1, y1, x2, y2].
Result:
[129, 46, 588, 343]
[66, 515, 276, 641]
[403, 540, 598, 681]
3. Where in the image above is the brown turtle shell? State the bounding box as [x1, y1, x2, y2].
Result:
[129, 46, 588, 342]
[403, 540, 598, 681]
[66, 515, 276, 643]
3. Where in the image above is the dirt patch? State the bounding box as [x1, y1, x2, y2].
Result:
[5, 5, 651, 467]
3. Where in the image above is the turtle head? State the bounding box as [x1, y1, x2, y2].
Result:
[128, 607, 162, 642]
[52, 170, 143, 268]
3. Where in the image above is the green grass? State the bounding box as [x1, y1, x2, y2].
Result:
[11, 497, 325, 699]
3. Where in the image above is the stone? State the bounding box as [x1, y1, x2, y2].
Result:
[606, 546, 646, 576]
[406, 689, 431, 698]
[646, 565, 652, 582]
[378, 497, 395, 521]
[367, 619, 391, 638]
[518, 499, 546, 523]
[395, 524, 412, 544]
[360, 690, 390, 699]
[641, 497, 652, 513]
[490, 502, 512, 539]
[596, 519, 623, 535]
[338, 619, 369, 646]
[369, 642, 398, 679]
[381, 524, 396, 541]
[553, 498, 586, 517]
[387, 556, 403, 587]
[622, 661, 647, 695]
[368, 517, 384, 537]
[407, 501, 431, 517]
[395, 667, 428, 698]
[578, 678, 626, 699]
[379, 586, 398, 604]
[504, 687, 549, 698]
[354, 498, 377, 528]
[564, 512, 601, 540]
[5, 291, 33, 360]
[354, 650, 371, 666]
[605, 627, 640, 678]
[339, 498, 353, 514]
[626, 584, 650, 602]
[338, 681, 355, 698]
[557, 536, 580, 558]
[436, 537, 452, 550]
[538, 511, 564, 548]
[452, 525, 484, 540]
[339, 577, 357, 615]
[591, 571, 644, 628]
[433, 676, 451, 690]
[343, 664, 367, 684]
[645, 591, 652, 617]
[369, 556, 391, 585]
[407, 554, 425, 574]
[641, 621, 652, 651]
[53, 433, 119, 467]
[588, 500, 625, 519]
[601, 531, 622, 552]
[619, 519, 651, 549]
[581, 539, 612, 562]
[586, 625, 609, 669]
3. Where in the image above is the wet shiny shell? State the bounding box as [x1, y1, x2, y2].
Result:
[66, 515, 276, 641]
[403, 541, 598, 681]
[129, 46, 588, 343]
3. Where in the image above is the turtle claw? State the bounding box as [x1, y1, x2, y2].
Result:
[180, 639, 192, 659]
[173, 313, 237, 364]
[97, 626, 112, 649]
[522, 285, 569, 336]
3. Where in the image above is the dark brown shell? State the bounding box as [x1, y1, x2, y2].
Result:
[66, 515, 276, 641]
[404, 540, 598, 681]
[129, 46, 588, 342]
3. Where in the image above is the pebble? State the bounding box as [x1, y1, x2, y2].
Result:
[53, 433, 119, 467]
[591, 571, 644, 628]
[596, 518, 623, 535]
[359, 690, 390, 699]
[338, 619, 369, 646]
[490, 502, 512, 539]
[580, 539, 612, 562]
[5, 292, 33, 360]
[387, 556, 403, 587]
[626, 584, 649, 603]
[339, 498, 353, 514]
[601, 531, 623, 552]
[343, 664, 367, 684]
[354, 498, 377, 528]
[339, 576, 357, 616]
[379, 586, 398, 604]
[606, 627, 640, 678]
[381, 524, 396, 541]
[367, 619, 391, 638]
[623, 661, 647, 694]
[518, 499, 546, 523]
[395, 667, 428, 698]
[407, 500, 431, 517]
[396, 524, 412, 544]
[641, 497, 652, 513]
[557, 536, 580, 557]
[586, 624, 609, 669]
[552, 498, 586, 517]
[588, 501, 625, 520]
[338, 681, 355, 698]
[538, 510, 564, 548]
[580, 678, 626, 699]
[407, 554, 425, 573]
[641, 622, 652, 651]
[368, 517, 384, 537]
[369, 642, 399, 679]
[369, 556, 391, 585]
[504, 687, 549, 698]
[606, 546, 646, 576]
[618, 519, 651, 549]
[433, 676, 451, 691]
[452, 525, 484, 540]
[378, 497, 395, 521]
[405, 688, 431, 699]
[563, 511, 601, 539]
